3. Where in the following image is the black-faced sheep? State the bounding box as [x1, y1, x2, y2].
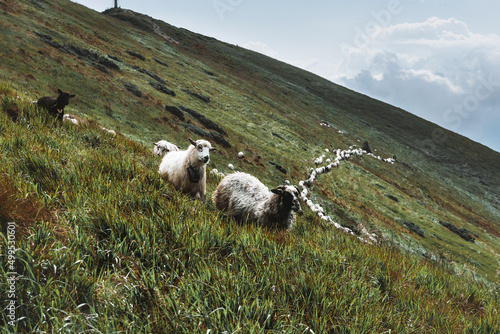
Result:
[36, 89, 76, 121]
[159, 138, 216, 199]
[153, 140, 179, 156]
[212, 172, 301, 230]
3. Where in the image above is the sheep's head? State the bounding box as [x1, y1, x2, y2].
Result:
[153, 141, 168, 156]
[189, 138, 217, 164]
[56, 89, 76, 108]
[271, 185, 301, 212]
[153, 140, 177, 156]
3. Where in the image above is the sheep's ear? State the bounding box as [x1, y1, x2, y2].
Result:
[153, 142, 158, 147]
[188, 138, 196, 146]
[271, 188, 282, 195]
[70, 94, 76, 98]
[58, 89, 63, 94]
[210, 147, 218, 151]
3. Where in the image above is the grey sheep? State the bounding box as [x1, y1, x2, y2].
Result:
[212, 172, 300, 230]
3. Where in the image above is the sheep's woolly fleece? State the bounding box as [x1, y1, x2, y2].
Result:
[212, 172, 300, 230]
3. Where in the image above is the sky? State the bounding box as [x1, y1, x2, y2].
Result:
[72, 0, 500, 153]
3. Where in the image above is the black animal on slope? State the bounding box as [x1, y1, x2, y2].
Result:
[36, 89, 76, 121]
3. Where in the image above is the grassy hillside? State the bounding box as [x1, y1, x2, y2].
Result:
[1, 0, 499, 332]
[1, 82, 499, 333]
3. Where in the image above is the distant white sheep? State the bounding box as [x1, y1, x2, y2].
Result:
[159, 138, 216, 199]
[212, 172, 301, 230]
[238, 151, 244, 158]
[101, 127, 116, 136]
[62, 113, 88, 126]
[63, 114, 79, 125]
[210, 168, 226, 178]
[314, 154, 325, 167]
[153, 140, 179, 156]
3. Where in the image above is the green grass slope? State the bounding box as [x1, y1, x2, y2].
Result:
[1, 0, 499, 332]
[1, 82, 499, 333]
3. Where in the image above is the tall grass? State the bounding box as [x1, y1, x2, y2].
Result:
[1, 85, 499, 333]
[2, 0, 499, 286]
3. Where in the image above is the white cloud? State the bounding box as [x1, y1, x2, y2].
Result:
[336, 17, 500, 152]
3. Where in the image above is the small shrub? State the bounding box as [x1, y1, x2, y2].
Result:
[0, 173, 53, 238]
[2, 96, 22, 121]
[439, 220, 475, 242]
[124, 82, 142, 97]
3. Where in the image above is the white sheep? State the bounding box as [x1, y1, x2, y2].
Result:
[314, 154, 325, 167]
[101, 127, 117, 136]
[159, 138, 216, 199]
[212, 172, 301, 230]
[210, 168, 226, 179]
[153, 140, 179, 156]
[63, 114, 79, 125]
[238, 151, 244, 158]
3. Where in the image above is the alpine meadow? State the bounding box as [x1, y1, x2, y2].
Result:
[1, 0, 499, 332]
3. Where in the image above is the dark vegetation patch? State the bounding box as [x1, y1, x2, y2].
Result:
[439, 221, 475, 242]
[179, 106, 226, 135]
[34, 31, 120, 73]
[182, 89, 210, 103]
[385, 194, 399, 202]
[126, 50, 146, 61]
[108, 54, 123, 63]
[399, 219, 425, 238]
[203, 69, 215, 76]
[153, 57, 169, 67]
[268, 161, 287, 174]
[271, 132, 285, 140]
[164, 105, 185, 121]
[149, 81, 176, 96]
[131, 65, 165, 84]
[123, 82, 142, 97]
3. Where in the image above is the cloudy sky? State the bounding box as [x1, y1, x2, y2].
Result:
[73, 0, 500, 153]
